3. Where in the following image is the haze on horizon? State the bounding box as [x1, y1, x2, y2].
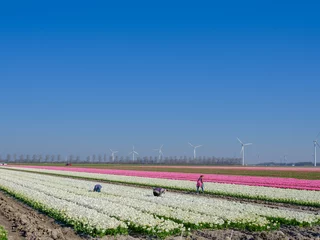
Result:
[0, 1, 319, 164]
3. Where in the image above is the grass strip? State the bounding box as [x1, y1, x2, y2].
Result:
[0, 226, 7, 240]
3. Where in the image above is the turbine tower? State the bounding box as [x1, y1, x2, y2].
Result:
[188, 142, 202, 159]
[237, 138, 252, 166]
[313, 132, 320, 167]
[128, 145, 139, 162]
[153, 145, 164, 161]
[109, 149, 118, 162]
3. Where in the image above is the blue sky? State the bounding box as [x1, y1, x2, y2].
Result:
[0, 1, 319, 163]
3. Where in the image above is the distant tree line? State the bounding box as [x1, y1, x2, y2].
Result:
[0, 154, 241, 165]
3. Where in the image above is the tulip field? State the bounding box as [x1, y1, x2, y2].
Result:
[0, 165, 319, 238]
[6, 166, 320, 206]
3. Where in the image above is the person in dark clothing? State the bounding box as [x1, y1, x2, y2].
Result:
[153, 187, 166, 197]
[93, 184, 102, 192]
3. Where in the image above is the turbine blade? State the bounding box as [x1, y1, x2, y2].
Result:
[240, 147, 243, 154]
[188, 142, 194, 147]
[316, 132, 320, 141]
[195, 145, 202, 148]
[244, 143, 252, 146]
[237, 138, 243, 144]
[317, 142, 320, 148]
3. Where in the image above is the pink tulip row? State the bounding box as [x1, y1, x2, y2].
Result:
[135, 166, 320, 172]
[14, 165, 320, 191]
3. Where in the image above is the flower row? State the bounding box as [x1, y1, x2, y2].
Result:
[0, 169, 184, 237]
[133, 165, 320, 172]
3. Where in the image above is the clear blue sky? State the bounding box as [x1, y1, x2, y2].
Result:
[1, 1, 319, 163]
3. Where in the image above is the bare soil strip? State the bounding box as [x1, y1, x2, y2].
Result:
[0, 191, 91, 240]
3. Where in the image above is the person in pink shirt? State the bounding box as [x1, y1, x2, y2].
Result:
[196, 175, 204, 194]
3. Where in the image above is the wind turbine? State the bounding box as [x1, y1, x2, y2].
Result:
[237, 138, 252, 166]
[109, 149, 118, 162]
[153, 145, 164, 161]
[188, 142, 202, 159]
[284, 155, 288, 165]
[313, 132, 320, 167]
[128, 145, 139, 162]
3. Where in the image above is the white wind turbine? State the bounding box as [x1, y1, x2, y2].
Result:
[237, 138, 252, 166]
[153, 145, 164, 161]
[284, 155, 288, 165]
[313, 132, 320, 167]
[109, 149, 118, 162]
[128, 145, 139, 161]
[188, 142, 202, 159]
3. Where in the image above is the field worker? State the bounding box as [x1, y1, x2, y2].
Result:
[153, 187, 166, 197]
[93, 184, 102, 192]
[196, 175, 204, 194]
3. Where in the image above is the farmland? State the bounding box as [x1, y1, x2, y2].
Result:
[0, 165, 320, 239]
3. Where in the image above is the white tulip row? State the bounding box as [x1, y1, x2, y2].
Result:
[1, 169, 320, 232]
[8, 166, 320, 207]
[0, 177, 127, 235]
[0, 169, 184, 236]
